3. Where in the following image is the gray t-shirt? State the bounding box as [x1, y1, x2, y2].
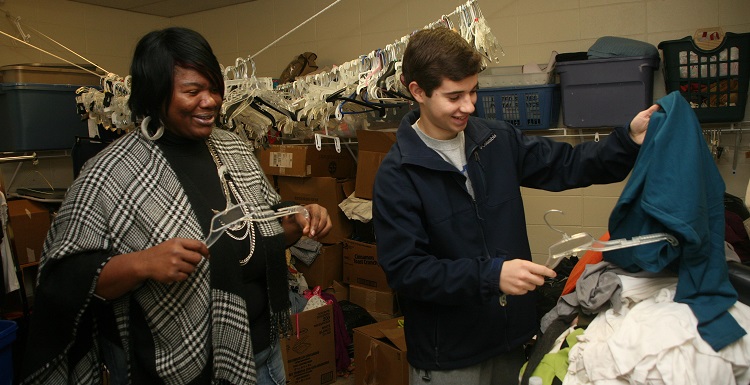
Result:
[412, 122, 475, 198]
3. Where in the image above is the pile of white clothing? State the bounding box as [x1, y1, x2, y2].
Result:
[564, 275, 750, 385]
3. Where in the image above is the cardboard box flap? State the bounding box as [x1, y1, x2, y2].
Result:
[381, 327, 407, 352]
[356, 129, 398, 153]
[355, 317, 405, 349]
[354, 316, 408, 385]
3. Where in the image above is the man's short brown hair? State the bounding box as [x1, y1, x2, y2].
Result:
[402, 27, 485, 97]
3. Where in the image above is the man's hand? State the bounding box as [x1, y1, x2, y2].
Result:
[629, 104, 661, 145]
[499, 259, 557, 296]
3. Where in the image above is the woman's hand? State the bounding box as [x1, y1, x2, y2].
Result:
[303, 204, 332, 239]
[95, 238, 208, 299]
[138, 238, 209, 283]
[280, 204, 332, 244]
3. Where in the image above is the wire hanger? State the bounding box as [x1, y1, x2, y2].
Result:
[543, 209, 679, 269]
[204, 202, 309, 248]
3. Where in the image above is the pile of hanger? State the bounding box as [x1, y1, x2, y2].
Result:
[75, 73, 133, 133]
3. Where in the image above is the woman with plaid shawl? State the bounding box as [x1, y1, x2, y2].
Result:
[20, 27, 332, 385]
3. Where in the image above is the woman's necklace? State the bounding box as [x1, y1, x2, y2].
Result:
[206, 137, 256, 265]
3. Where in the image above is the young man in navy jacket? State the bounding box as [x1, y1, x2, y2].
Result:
[372, 27, 658, 385]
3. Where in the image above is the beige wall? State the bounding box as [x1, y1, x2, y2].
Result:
[1, 0, 750, 263]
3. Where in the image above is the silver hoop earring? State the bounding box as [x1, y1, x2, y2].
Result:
[140, 116, 164, 141]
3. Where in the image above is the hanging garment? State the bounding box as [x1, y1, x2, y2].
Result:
[0, 192, 20, 293]
[605, 91, 745, 351]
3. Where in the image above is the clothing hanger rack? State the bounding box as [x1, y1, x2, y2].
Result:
[0, 1, 506, 150]
[263, 0, 505, 151]
[276, 0, 499, 96]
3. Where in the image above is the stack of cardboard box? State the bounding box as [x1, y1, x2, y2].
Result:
[258, 130, 410, 384]
[343, 129, 400, 321]
[259, 143, 355, 292]
[5, 199, 51, 309]
[258, 143, 357, 385]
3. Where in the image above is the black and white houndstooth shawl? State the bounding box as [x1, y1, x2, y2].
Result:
[21, 128, 289, 385]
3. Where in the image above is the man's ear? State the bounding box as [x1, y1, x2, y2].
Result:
[408, 81, 426, 103]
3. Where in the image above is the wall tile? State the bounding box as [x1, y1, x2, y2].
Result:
[583, 196, 619, 227]
[720, 0, 750, 26]
[580, 2, 647, 38]
[200, 8, 239, 58]
[527, 223, 585, 256]
[485, 15, 519, 48]
[582, 179, 628, 197]
[647, 0, 719, 34]
[581, 0, 641, 6]
[361, 30, 410, 56]
[523, 195, 583, 225]
[315, 35, 362, 70]
[273, 0, 317, 39]
[518, 9, 580, 45]
[489, 44, 521, 67]
[519, 41, 587, 66]
[514, 0, 581, 16]
[314, 0, 361, 41]
[406, 0, 463, 30]
[479, 0, 522, 20]
[360, 0, 408, 35]
[521, 186, 585, 197]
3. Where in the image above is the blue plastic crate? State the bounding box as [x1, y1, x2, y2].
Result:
[475, 84, 560, 130]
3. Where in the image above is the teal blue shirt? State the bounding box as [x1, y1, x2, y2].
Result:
[606, 91, 745, 351]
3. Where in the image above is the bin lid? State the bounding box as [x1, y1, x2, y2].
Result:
[0, 63, 100, 72]
[0, 63, 103, 86]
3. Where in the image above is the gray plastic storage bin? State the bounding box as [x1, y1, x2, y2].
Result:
[556, 56, 659, 127]
[0, 83, 88, 152]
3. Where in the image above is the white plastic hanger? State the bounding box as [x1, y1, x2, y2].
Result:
[204, 203, 309, 248]
[543, 210, 679, 269]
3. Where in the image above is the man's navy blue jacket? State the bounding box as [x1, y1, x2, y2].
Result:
[372, 109, 640, 370]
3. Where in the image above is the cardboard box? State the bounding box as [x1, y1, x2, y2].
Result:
[259, 144, 356, 178]
[272, 176, 353, 244]
[323, 280, 349, 303]
[7, 199, 51, 265]
[354, 129, 397, 200]
[295, 243, 343, 289]
[282, 304, 336, 385]
[368, 311, 398, 323]
[349, 284, 399, 315]
[342, 239, 391, 291]
[354, 317, 408, 385]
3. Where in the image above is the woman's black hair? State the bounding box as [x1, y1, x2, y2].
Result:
[128, 27, 224, 130]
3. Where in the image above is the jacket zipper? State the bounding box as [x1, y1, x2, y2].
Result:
[471, 150, 491, 258]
